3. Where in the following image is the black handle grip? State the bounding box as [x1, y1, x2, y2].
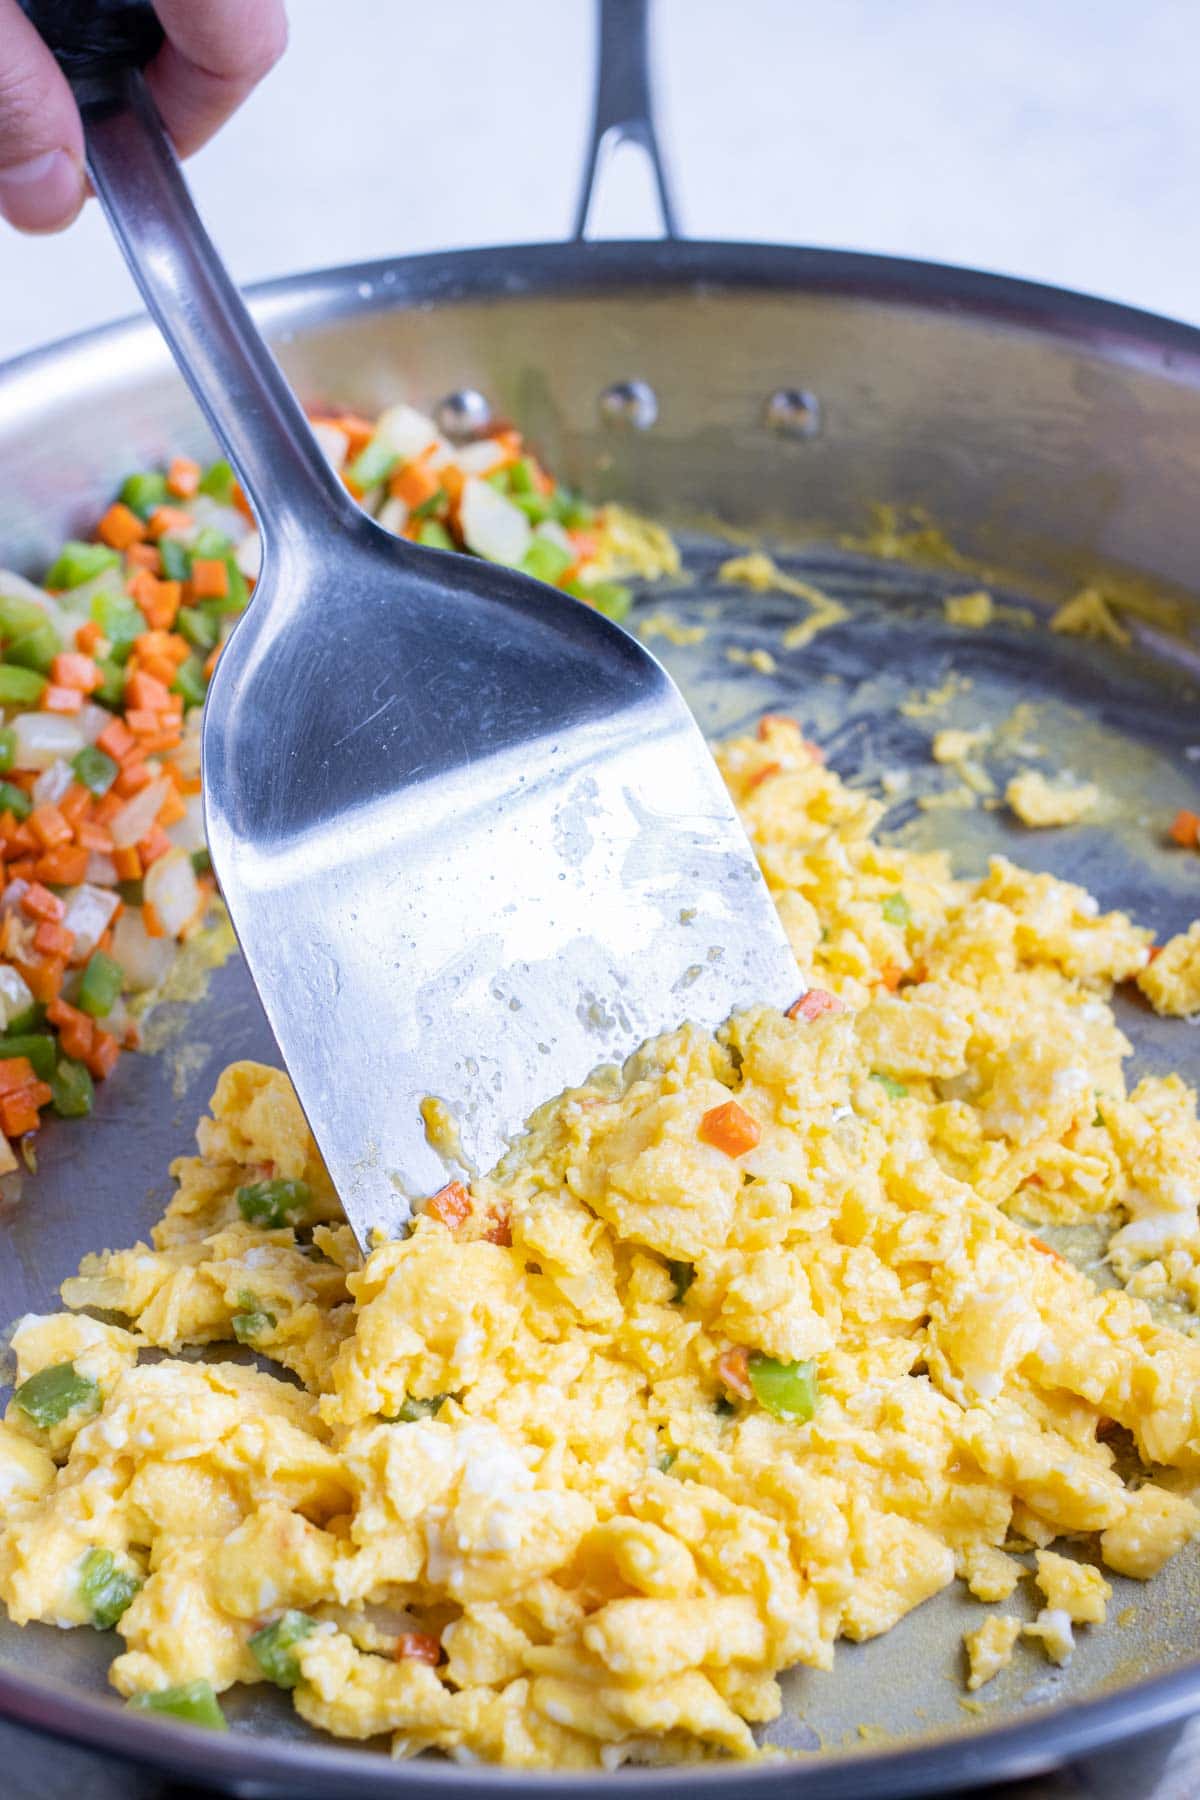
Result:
[19, 0, 164, 101]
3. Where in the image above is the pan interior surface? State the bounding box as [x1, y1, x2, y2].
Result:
[0, 250, 1197, 1792]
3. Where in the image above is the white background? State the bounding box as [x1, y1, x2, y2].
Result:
[1, 0, 1198, 360]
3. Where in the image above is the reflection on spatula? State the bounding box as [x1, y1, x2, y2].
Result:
[26, 2, 798, 1244]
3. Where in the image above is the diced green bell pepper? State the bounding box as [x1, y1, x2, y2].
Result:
[78, 951, 124, 1019]
[0, 727, 16, 773]
[6, 620, 62, 674]
[248, 1609, 315, 1688]
[158, 538, 192, 583]
[0, 779, 32, 818]
[747, 1353, 819, 1423]
[231, 1290, 276, 1342]
[668, 1260, 695, 1303]
[521, 537, 574, 586]
[417, 520, 455, 551]
[44, 542, 120, 589]
[72, 745, 119, 796]
[13, 1361, 100, 1429]
[127, 1679, 227, 1730]
[348, 440, 397, 491]
[236, 1177, 310, 1229]
[5, 1003, 45, 1036]
[94, 659, 125, 708]
[78, 1546, 141, 1629]
[881, 892, 911, 926]
[1, 1035, 56, 1079]
[870, 1071, 908, 1099]
[171, 655, 208, 709]
[568, 580, 632, 623]
[198, 459, 236, 504]
[90, 589, 144, 660]
[390, 1393, 450, 1422]
[119, 471, 169, 522]
[0, 592, 50, 639]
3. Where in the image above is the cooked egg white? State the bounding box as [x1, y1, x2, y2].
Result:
[2, 716, 1199, 1766]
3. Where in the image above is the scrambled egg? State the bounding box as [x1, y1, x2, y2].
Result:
[2, 717, 1200, 1767]
[1006, 770, 1100, 828]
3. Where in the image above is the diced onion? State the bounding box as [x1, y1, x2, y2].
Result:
[376, 497, 408, 536]
[143, 848, 202, 938]
[459, 479, 531, 567]
[85, 852, 117, 887]
[0, 569, 75, 638]
[167, 711, 201, 782]
[311, 422, 349, 471]
[534, 519, 573, 554]
[111, 910, 174, 990]
[374, 404, 445, 463]
[32, 758, 74, 806]
[76, 702, 112, 746]
[182, 495, 248, 545]
[61, 884, 120, 958]
[50, 565, 122, 620]
[166, 793, 205, 855]
[0, 961, 33, 1029]
[109, 776, 170, 850]
[11, 711, 87, 771]
[455, 439, 511, 476]
[0, 879, 28, 918]
[235, 529, 261, 580]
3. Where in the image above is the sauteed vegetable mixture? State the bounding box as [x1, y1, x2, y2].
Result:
[1, 411, 1200, 1766]
[0, 411, 626, 1166]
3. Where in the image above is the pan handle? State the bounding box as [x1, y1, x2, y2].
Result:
[573, 0, 679, 240]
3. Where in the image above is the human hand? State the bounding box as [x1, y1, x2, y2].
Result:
[0, 0, 287, 231]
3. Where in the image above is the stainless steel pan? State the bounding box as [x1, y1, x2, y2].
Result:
[0, 1, 1197, 1792]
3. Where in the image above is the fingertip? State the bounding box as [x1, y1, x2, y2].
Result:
[0, 147, 86, 234]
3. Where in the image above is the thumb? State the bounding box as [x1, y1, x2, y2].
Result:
[0, 0, 86, 233]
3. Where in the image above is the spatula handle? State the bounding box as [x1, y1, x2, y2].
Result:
[19, 0, 358, 546]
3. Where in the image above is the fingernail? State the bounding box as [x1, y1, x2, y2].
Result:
[0, 149, 85, 233]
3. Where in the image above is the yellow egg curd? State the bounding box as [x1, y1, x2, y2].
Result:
[2, 715, 1199, 1766]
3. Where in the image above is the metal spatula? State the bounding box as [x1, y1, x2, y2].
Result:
[29, 3, 798, 1244]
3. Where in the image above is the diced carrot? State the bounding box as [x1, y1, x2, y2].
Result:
[746, 761, 781, 792]
[1169, 808, 1200, 849]
[7, 858, 34, 884]
[48, 997, 93, 1061]
[717, 1346, 754, 1401]
[74, 620, 106, 656]
[17, 956, 64, 1003]
[566, 528, 597, 561]
[97, 503, 144, 550]
[58, 785, 91, 832]
[757, 714, 798, 740]
[203, 641, 223, 679]
[189, 558, 229, 600]
[1030, 1235, 1065, 1263]
[42, 684, 82, 715]
[787, 988, 845, 1022]
[141, 901, 166, 938]
[137, 826, 172, 868]
[50, 653, 100, 694]
[125, 541, 162, 573]
[439, 464, 465, 508]
[156, 787, 187, 828]
[126, 668, 172, 712]
[879, 962, 903, 993]
[146, 505, 193, 538]
[0, 1057, 35, 1096]
[35, 845, 89, 886]
[483, 1213, 513, 1247]
[20, 883, 64, 923]
[114, 761, 153, 798]
[698, 1099, 760, 1157]
[97, 718, 136, 762]
[125, 709, 161, 736]
[77, 820, 114, 853]
[394, 1633, 441, 1665]
[388, 459, 441, 510]
[112, 847, 142, 881]
[137, 729, 183, 756]
[33, 920, 74, 959]
[29, 804, 71, 850]
[167, 456, 200, 498]
[802, 738, 826, 765]
[425, 1180, 471, 1229]
[0, 1090, 41, 1137]
[128, 572, 182, 631]
[85, 1030, 120, 1081]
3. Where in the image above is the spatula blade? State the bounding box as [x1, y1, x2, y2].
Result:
[204, 528, 797, 1243]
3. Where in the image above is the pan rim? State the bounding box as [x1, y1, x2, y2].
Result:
[1, 235, 1198, 1791]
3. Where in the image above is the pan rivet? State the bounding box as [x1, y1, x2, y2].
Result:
[763, 388, 821, 438]
[599, 380, 658, 430]
[435, 388, 492, 441]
